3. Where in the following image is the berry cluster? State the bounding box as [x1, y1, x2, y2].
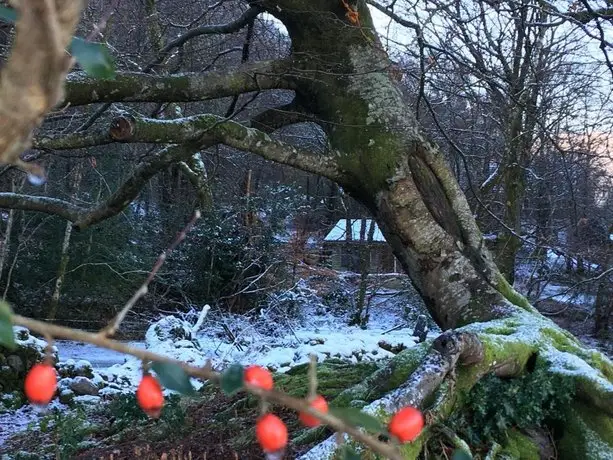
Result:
[244, 364, 424, 454]
[23, 362, 424, 455]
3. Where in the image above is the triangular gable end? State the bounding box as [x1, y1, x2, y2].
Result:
[324, 219, 386, 242]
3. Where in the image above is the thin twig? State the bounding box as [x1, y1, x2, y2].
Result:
[535, 267, 613, 305]
[99, 210, 201, 337]
[308, 354, 318, 399]
[85, 0, 121, 41]
[12, 314, 404, 460]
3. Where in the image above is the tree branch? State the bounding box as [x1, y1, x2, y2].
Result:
[251, 98, 320, 133]
[63, 59, 294, 106]
[73, 143, 204, 230]
[37, 113, 341, 181]
[146, 7, 262, 71]
[0, 193, 84, 221]
[383, 332, 485, 412]
[34, 128, 112, 150]
[25, 111, 340, 228]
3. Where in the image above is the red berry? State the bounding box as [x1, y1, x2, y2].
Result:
[256, 413, 288, 453]
[24, 363, 57, 405]
[388, 406, 424, 443]
[299, 395, 328, 427]
[136, 374, 164, 418]
[244, 365, 274, 391]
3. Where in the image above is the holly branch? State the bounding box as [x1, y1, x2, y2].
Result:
[11, 313, 407, 460]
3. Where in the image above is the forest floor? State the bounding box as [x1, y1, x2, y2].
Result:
[1, 269, 610, 459]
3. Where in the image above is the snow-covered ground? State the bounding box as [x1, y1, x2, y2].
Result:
[0, 401, 68, 446]
[1, 279, 434, 448]
[55, 340, 146, 369]
[537, 282, 596, 308]
[95, 280, 434, 391]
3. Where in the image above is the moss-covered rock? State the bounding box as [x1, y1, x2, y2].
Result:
[276, 358, 380, 400]
[57, 359, 94, 379]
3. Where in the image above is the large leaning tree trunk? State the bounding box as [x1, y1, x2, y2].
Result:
[257, 0, 527, 329]
[0, 0, 611, 458]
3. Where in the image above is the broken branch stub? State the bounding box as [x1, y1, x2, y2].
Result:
[0, 0, 84, 183]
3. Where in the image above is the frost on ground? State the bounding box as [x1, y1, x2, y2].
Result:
[1, 275, 433, 447]
[93, 277, 436, 392]
[0, 400, 67, 446]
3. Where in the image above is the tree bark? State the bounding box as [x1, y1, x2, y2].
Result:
[46, 219, 72, 321]
[47, 162, 83, 320]
[0, 178, 16, 283]
[259, 0, 530, 329]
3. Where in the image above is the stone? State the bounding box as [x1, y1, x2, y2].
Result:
[59, 389, 75, 405]
[412, 314, 429, 343]
[73, 395, 101, 407]
[69, 376, 99, 396]
[57, 359, 94, 379]
[15, 328, 30, 341]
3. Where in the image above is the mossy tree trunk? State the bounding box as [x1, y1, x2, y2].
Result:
[256, 0, 526, 330]
[253, 2, 611, 457]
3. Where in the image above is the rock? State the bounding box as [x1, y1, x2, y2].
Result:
[0, 327, 48, 398]
[146, 316, 196, 344]
[7, 355, 24, 373]
[57, 359, 94, 379]
[69, 376, 99, 396]
[145, 315, 203, 354]
[15, 328, 30, 341]
[0, 391, 24, 410]
[412, 314, 429, 343]
[175, 339, 196, 349]
[59, 389, 75, 405]
[73, 395, 101, 407]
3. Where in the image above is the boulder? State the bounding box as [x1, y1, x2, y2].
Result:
[146, 315, 198, 346]
[59, 389, 75, 405]
[68, 376, 99, 396]
[57, 359, 94, 379]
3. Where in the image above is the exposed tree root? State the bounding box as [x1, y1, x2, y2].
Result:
[300, 311, 613, 459]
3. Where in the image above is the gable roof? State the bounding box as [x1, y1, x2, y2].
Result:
[324, 219, 386, 242]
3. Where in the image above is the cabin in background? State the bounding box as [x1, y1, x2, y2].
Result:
[322, 219, 400, 273]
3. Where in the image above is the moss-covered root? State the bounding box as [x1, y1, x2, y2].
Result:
[498, 430, 540, 459]
[557, 402, 613, 460]
[329, 342, 431, 409]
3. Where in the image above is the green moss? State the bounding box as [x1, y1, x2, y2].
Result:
[495, 274, 537, 313]
[589, 351, 613, 382]
[398, 436, 426, 460]
[504, 319, 521, 328]
[328, 432, 425, 460]
[557, 402, 613, 460]
[541, 328, 613, 385]
[499, 429, 540, 459]
[483, 326, 516, 336]
[456, 334, 535, 390]
[540, 327, 582, 353]
[332, 342, 430, 408]
[293, 425, 329, 446]
[275, 360, 379, 400]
